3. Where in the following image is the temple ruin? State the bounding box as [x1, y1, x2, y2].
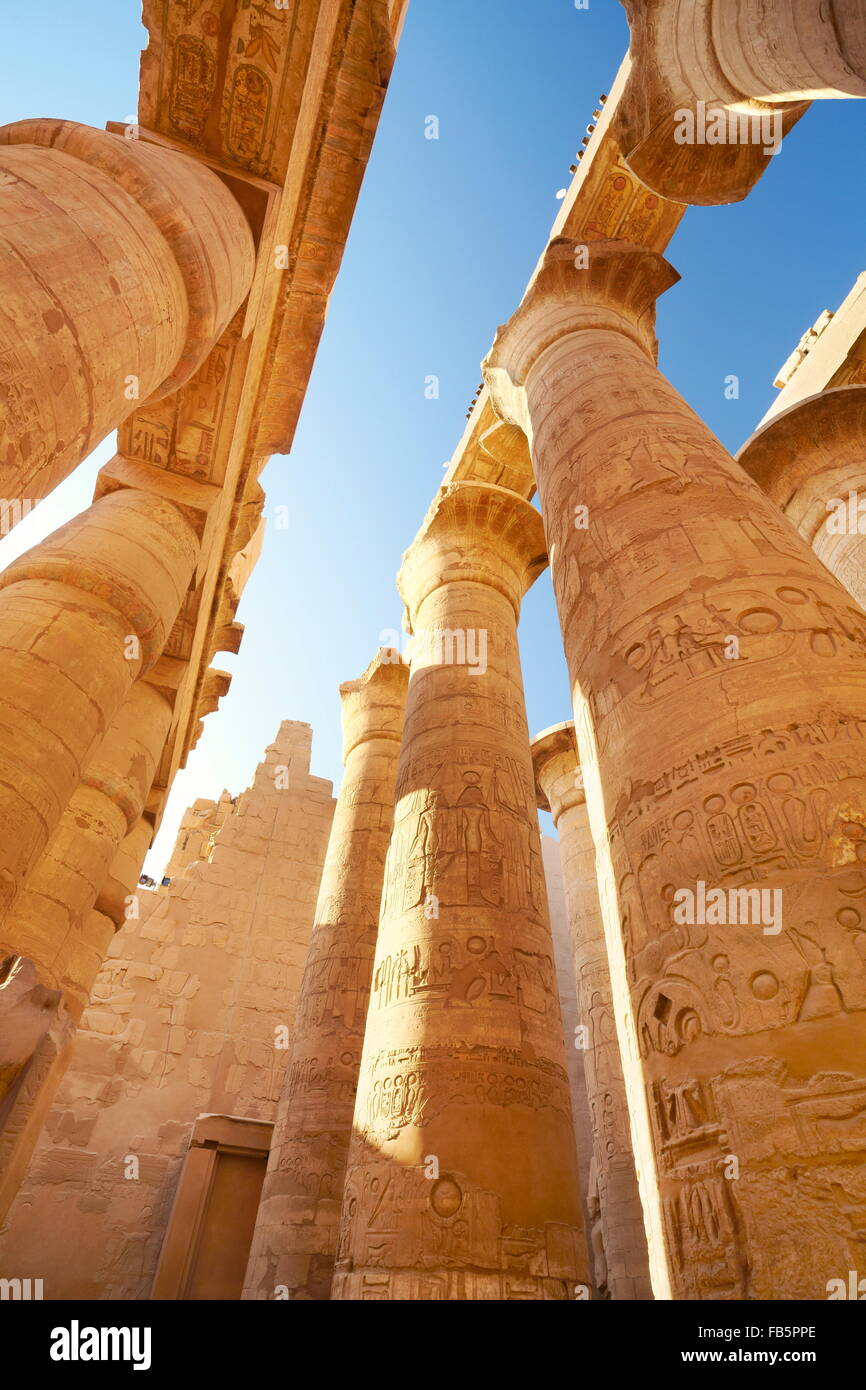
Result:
[3, 0, 866, 1302]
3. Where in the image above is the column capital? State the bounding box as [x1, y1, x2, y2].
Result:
[738, 384, 866, 607]
[738, 385, 866, 517]
[483, 238, 679, 432]
[339, 649, 410, 762]
[617, 0, 819, 204]
[397, 480, 547, 626]
[0, 118, 254, 395]
[531, 721, 586, 824]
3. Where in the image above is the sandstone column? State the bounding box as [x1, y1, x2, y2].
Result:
[532, 721, 651, 1301]
[95, 819, 157, 930]
[243, 649, 409, 1300]
[0, 682, 171, 1222]
[737, 386, 866, 611]
[0, 487, 198, 926]
[485, 237, 866, 1300]
[0, 119, 254, 511]
[1, 683, 170, 1014]
[332, 482, 587, 1302]
[618, 0, 866, 204]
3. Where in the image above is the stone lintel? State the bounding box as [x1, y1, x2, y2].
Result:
[190, 1114, 273, 1155]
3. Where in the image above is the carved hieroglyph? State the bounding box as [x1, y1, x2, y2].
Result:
[617, 0, 866, 204]
[332, 482, 587, 1302]
[243, 651, 409, 1300]
[0, 723, 334, 1300]
[486, 237, 866, 1300]
[532, 722, 651, 1301]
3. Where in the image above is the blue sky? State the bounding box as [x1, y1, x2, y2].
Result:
[2, 0, 865, 872]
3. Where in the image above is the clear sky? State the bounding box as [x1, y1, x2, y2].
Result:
[2, 0, 865, 873]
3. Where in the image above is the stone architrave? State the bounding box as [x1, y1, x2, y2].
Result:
[617, 0, 866, 204]
[332, 481, 588, 1302]
[0, 119, 254, 508]
[243, 650, 409, 1300]
[532, 722, 651, 1301]
[485, 236, 866, 1300]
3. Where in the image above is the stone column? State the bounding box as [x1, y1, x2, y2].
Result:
[532, 721, 651, 1301]
[618, 0, 866, 204]
[242, 649, 409, 1301]
[95, 819, 157, 929]
[0, 682, 171, 1223]
[1, 681, 171, 1015]
[0, 119, 254, 510]
[737, 386, 866, 611]
[332, 482, 587, 1302]
[485, 236, 866, 1300]
[0, 486, 198, 926]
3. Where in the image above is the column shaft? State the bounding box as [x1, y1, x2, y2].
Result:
[0, 681, 171, 1010]
[486, 238, 866, 1300]
[95, 819, 155, 927]
[333, 483, 587, 1302]
[243, 651, 409, 1300]
[0, 683, 170, 1223]
[708, 1, 866, 100]
[532, 723, 652, 1300]
[0, 487, 198, 924]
